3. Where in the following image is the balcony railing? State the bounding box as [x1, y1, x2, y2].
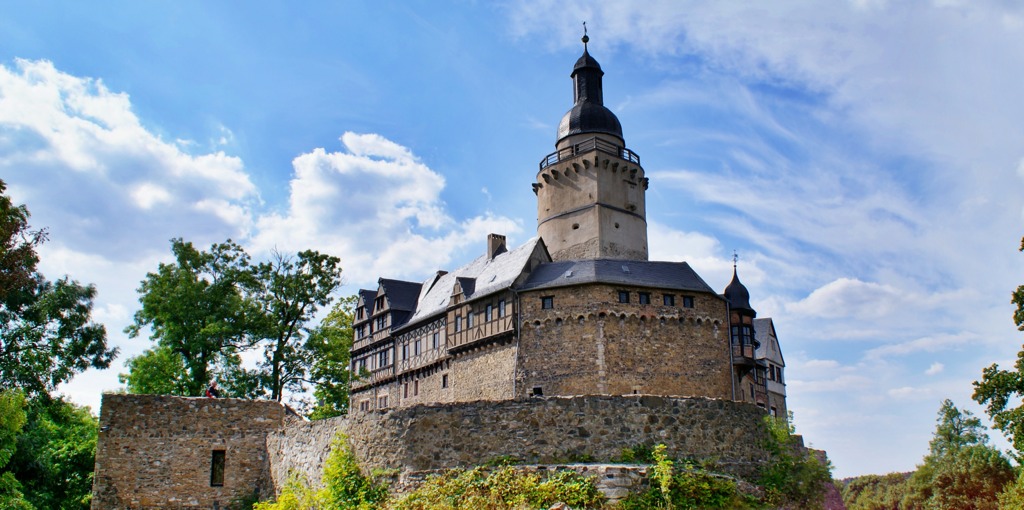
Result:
[539, 136, 640, 171]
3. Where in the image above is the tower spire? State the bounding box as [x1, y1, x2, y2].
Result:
[582, 21, 589, 49]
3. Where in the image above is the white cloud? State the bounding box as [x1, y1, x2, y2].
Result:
[865, 332, 978, 360]
[251, 132, 523, 285]
[925, 362, 945, 376]
[0, 59, 259, 260]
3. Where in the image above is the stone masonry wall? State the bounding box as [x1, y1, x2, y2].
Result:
[92, 394, 293, 510]
[518, 284, 733, 400]
[266, 394, 772, 495]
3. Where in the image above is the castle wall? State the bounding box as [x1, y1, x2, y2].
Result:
[266, 395, 771, 493]
[91, 394, 292, 509]
[516, 284, 734, 400]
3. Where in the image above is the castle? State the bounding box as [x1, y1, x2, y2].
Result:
[91, 37, 791, 509]
[348, 35, 787, 417]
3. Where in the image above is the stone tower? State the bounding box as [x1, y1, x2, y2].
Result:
[534, 35, 649, 262]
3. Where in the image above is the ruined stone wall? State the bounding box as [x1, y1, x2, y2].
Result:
[517, 284, 733, 400]
[91, 394, 293, 510]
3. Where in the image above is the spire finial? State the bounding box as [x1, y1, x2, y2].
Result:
[582, 21, 589, 49]
[733, 250, 739, 269]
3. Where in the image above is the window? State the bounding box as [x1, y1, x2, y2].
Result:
[414, 380, 419, 396]
[210, 450, 226, 487]
[467, 312, 474, 328]
[638, 292, 651, 304]
[359, 400, 369, 412]
[498, 300, 506, 317]
[442, 374, 449, 388]
[378, 350, 389, 367]
[532, 387, 543, 396]
[356, 307, 364, 320]
[432, 332, 440, 349]
[618, 291, 630, 303]
[376, 315, 386, 330]
[357, 358, 366, 372]
[401, 343, 408, 360]
[663, 294, 676, 306]
[455, 316, 462, 332]
[770, 406, 778, 417]
[403, 383, 409, 398]
[414, 339, 421, 356]
[682, 296, 694, 308]
[379, 396, 388, 408]
[485, 304, 493, 322]
[541, 296, 554, 309]
[356, 327, 364, 340]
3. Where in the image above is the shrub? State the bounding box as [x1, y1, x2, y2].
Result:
[618, 444, 752, 510]
[759, 415, 832, 509]
[391, 466, 604, 509]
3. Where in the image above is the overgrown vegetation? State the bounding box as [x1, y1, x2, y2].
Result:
[618, 445, 753, 510]
[255, 433, 387, 510]
[392, 466, 604, 510]
[758, 414, 833, 509]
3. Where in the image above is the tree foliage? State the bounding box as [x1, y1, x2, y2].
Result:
[901, 400, 1014, 510]
[758, 414, 833, 509]
[973, 236, 1024, 454]
[0, 179, 114, 397]
[841, 472, 910, 510]
[251, 250, 342, 402]
[0, 390, 30, 509]
[125, 238, 256, 397]
[307, 295, 356, 419]
[123, 238, 345, 408]
[7, 397, 98, 510]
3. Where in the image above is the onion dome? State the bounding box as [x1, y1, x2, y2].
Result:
[556, 33, 624, 145]
[724, 266, 754, 313]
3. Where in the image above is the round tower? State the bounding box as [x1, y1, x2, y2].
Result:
[534, 33, 649, 261]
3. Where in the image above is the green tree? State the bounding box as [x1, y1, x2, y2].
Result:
[841, 472, 909, 510]
[901, 400, 1014, 510]
[251, 250, 343, 402]
[118, 345, 189, 395]
[125, 238, 257, 396]
[7, 398, 98, 510]
[0, 390, 31, 509]
[0, 180, 114, 397]
[307, 295, 357, 419]
[973, 236, 1024, 454]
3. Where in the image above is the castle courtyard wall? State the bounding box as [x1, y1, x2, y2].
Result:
[91, 394, 293, 509]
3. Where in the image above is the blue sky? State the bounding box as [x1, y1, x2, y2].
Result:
[3, 1, 1024, 478]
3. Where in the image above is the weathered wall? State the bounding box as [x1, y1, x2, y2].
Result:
[266, 395, 771, 493]
[92, 394, 293, 510]
[517, 284, 733, 400]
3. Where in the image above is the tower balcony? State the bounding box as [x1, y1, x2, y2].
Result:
[539, 136, 640, 171]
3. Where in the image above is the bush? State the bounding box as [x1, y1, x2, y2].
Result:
[391, 466, 604, 509]
[618, 444, 752, 510]
[254, 433, 387, 510]
[759, 415, 832, 509]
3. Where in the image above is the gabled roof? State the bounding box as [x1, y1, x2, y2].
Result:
[356, 289, 376, 309]
[754, 317, 785, 366]
[404, 237, 548, 327]
[378, 278, 422, 312]
[519, 259, 717, 294]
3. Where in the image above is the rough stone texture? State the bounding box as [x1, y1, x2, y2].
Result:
[536, 135, 649, 262]
[265, 415, 347, 491]
[518, 284, 733, 400]
[91, 394, 293, 509]
[266, 394, 771, 492]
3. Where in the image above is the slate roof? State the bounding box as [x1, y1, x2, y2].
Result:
[379, 278, 422, 312]
[723, 267, 753, 312]
[754, 318, 785, 365]
[402, 237, 546, 329]
[356, 289, 376, 308]
[519, 259, 717, 294]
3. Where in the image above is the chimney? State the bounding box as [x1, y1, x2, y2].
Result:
[487, 233, 507, 260]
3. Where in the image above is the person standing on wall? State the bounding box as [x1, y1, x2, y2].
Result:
[205, 381, 221, 398]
